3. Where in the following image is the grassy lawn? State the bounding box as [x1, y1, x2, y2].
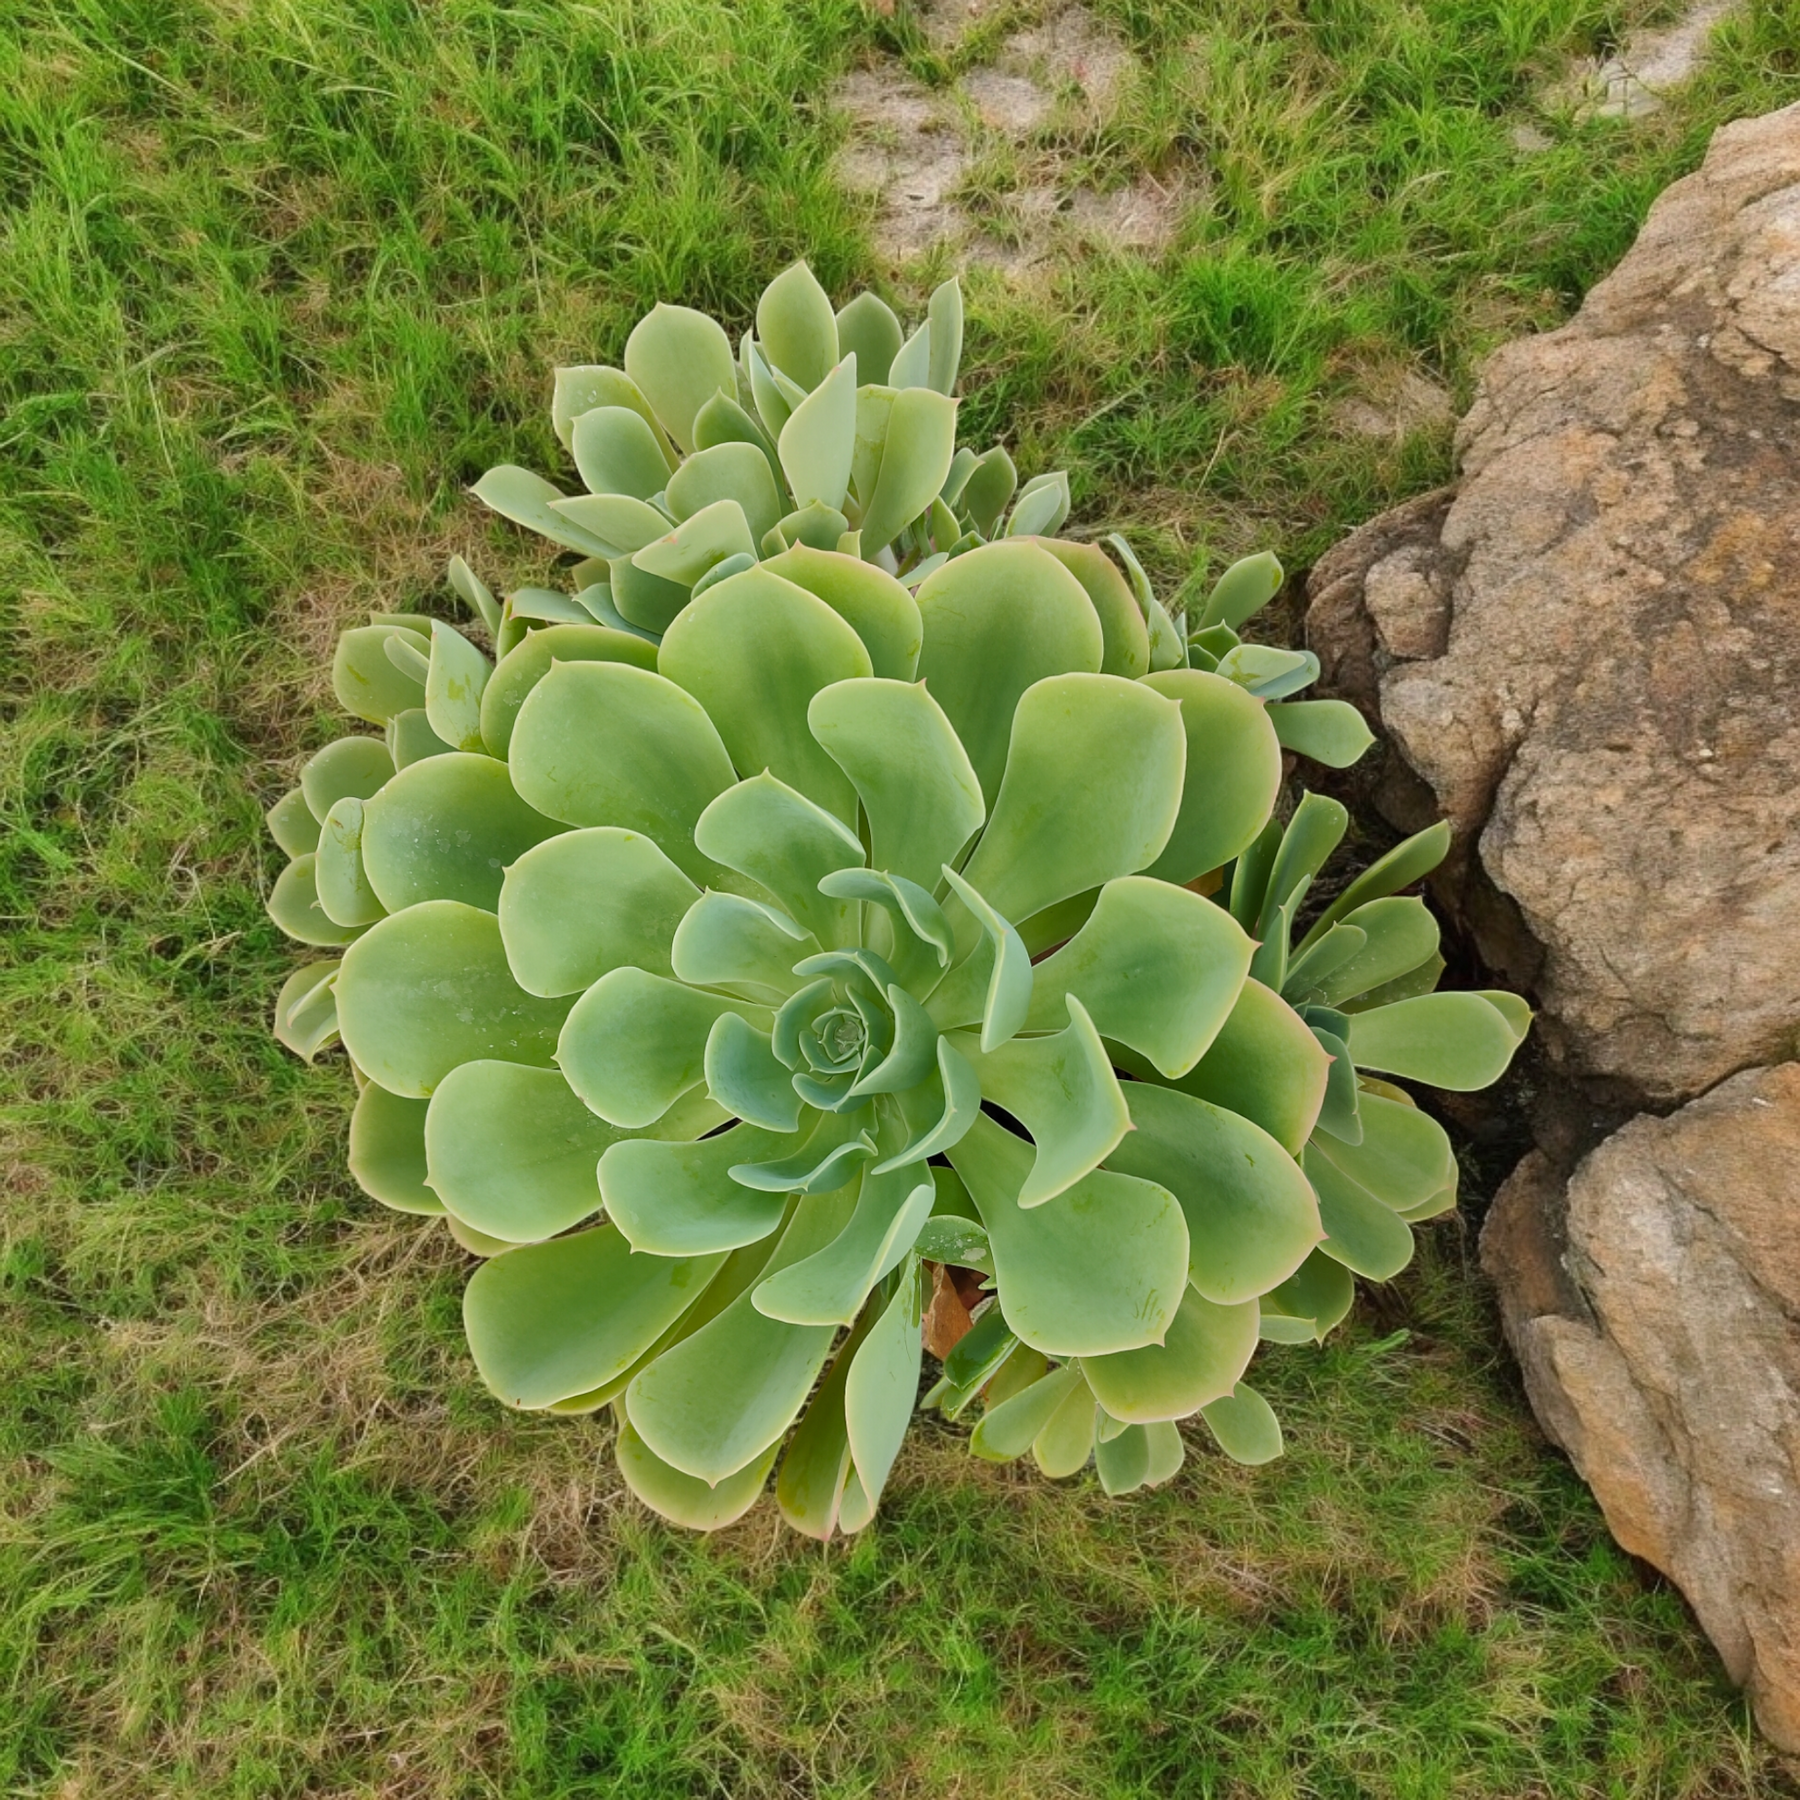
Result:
[3, 0, 1798, 1792]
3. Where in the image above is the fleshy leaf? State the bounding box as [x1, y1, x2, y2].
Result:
[777, 354, 857, 512]
[958, 446, 1016, 538]
[834, 291, 902, 386]
[954, 997, 1129, 1208]
[478, 622, 658, 758]
[1140, 670, 1284, 884]
[1303, 1143, 1417, 1280]
[1024, 876, 1253, 1078]
[671, 890, 816, 1002]
[273, 960, 341, 1061]
[348, 1082, 440, 1214]
[1083, 1285, 1260, 1422]
[948, 1114, 1188, 1358]
[1346, 992, 1526, 1090]
[315, 797, 385, 928]
[1265, 1250, 1356, 1343]
[508, 661, 738, 887]
[423, 621, 492, 753]
[1296, 821, 1452, 953]
[705, 1013, 804, 1132]
[1199, 552, 1283, 631]
[1034, 539, 1150, 680]
[1106, 1082, 1322, 1304]
[471, 466, 615, 556]
[728, 1106, 878, 1195]
[551, 365, 672, 456]
[1267, 698, 1376, 768]
[844, 1265, 924, 1511]
[464, 1222, 724, 1409]
[268, 855, 362, 947]
[301, 735, 394, 822]
[623, 303, 737, 452]
[570, 406, 677, 502]
[753, 1162, 934, 1325]
[1311, 1090, 1457, 1211]
[666, 441, 783, 544]
[336, 901, 571, 1097]
[808, 678, 984, 891]
[959, 673, 1186, 934]
[935, 867, 1032, 1051]
[625, 1193, 852, 1481]
[558, 967, 765, 1129]
[659, 566, 873, 823]
[632, 497, 757, 589]
[617, 1421, 777, 1531]
[388, 709, 455, 769]
[1200, 1384, 1284, 1464]
[600, 1122, 802, 1255]
[427, 1060, 620, 1241]
[856, 386, 958, 553]
[757, 260, 839, 392]
[1144, 978, 1330, 1156]
[693, 772, 864, 947]
[915, 540, 1104, 807]
[762, 546, 922, 681]
[360, 752, 561, 914]
[970, 1362, 1084, 1460]
[267, 786, 321, 857]
[1033, 1380, 1097, 1477]
[498, 827, 698, 998]
[871, 1037, 981, 1170]
[332, 625, 429, 725]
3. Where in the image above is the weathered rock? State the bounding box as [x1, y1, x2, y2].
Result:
[1481, 1064, 1800, 1752]
[1306, 102, 1800, 1106]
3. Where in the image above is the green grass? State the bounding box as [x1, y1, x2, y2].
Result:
[3, 0, 1798, 1791]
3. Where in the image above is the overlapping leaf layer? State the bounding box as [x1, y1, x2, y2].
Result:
[266, 268, 1529, 1535]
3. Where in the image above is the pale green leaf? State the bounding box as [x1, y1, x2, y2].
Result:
[301, 735, 394, 822]
[599, 1121, 801, 1255]
[659, 565, 873, 822]
[558, 966, 765, 1129]
[1139, 670, 1284, 884]
[693, 772, 864, 947]
[948, 1113, 1187, 1358]
[617, 1420, 776, 1530]
[268, 854, 362, 947]
[953, 997, 1129, 1208]
[1346, 991, 1525, 1090]
[959, 673, 1185, 933]
[757, 260, 839, 392]
[315, 796, 385, 928]
[808, 677, 982, 890]
[336, 900, 571, 1097]
[478, 621, 658, 759]
[1106, 1081, 1323, 1304]
[423, 621, 492, 754]
[360, 751, 561, 913]
[1084, 1283, 1259, 1422]
[464, 1222, 724, 1409]
[332, 625, 428, 725]
[348, 1081, 440, 1214]
[508, 660, 738, 887]
[624, 302, 737, 452]
[1200, 1383, 1284, 1463]
[915, 540, 1103, 806]
[777, 354, 857, 512]
[1024, 876, 1252, 1079]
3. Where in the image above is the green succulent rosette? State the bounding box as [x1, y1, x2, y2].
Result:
[265, 267, 1529, 1537]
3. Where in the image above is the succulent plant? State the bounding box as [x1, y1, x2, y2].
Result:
[265, 265, 1529, 1535]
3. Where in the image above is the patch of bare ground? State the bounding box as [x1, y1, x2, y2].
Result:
[1540, 0, 1743, 121]
[833, 3, 1190, 276]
